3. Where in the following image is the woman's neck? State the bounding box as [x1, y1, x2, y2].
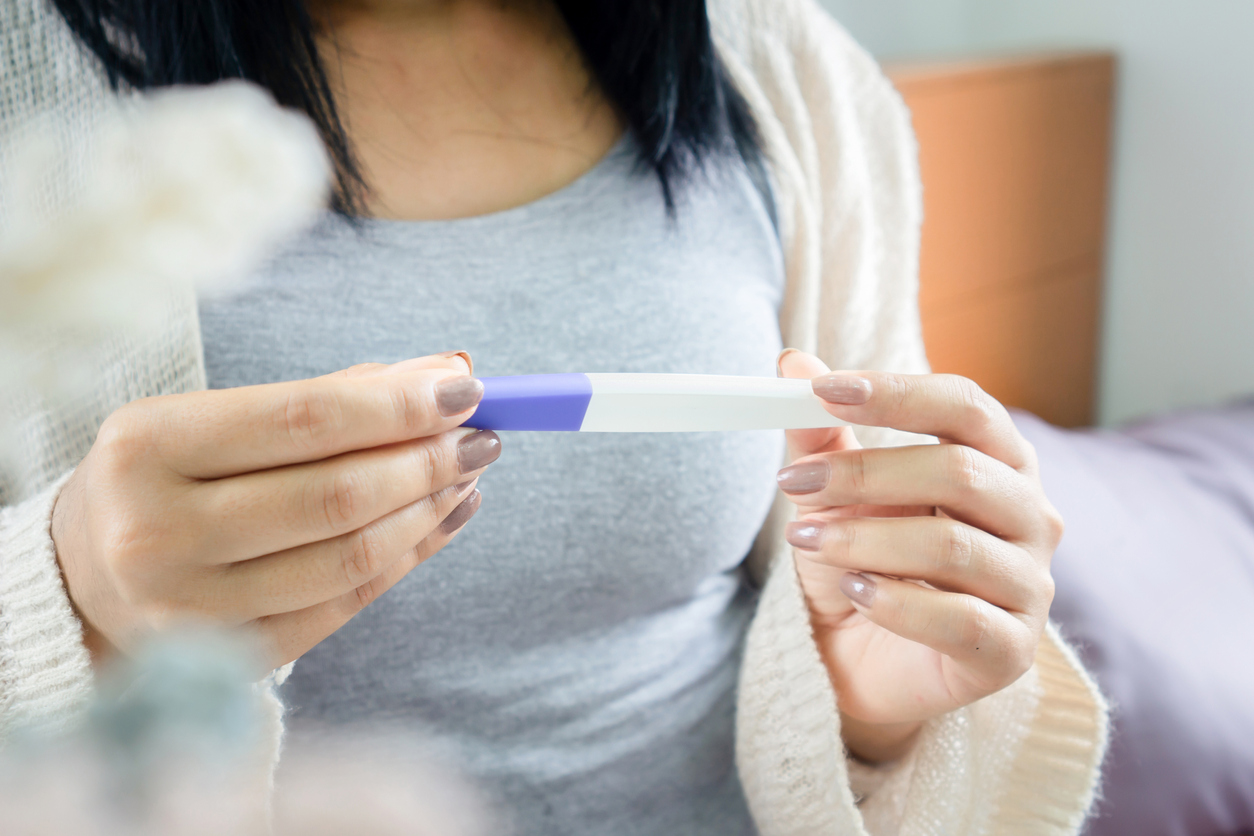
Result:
[311, 0, 624, 220]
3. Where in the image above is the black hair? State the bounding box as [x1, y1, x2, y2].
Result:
[51, 0, 762, 214]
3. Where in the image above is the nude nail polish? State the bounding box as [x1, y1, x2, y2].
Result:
[785, 520, 825, 551]
[457, 430, 501, 474]
[440, 490, 481, 534]
[840, 572, 876, 608]
[776, 460, 830, 494]
[436, 376, 484, 416]
[812, 373, 872, 405]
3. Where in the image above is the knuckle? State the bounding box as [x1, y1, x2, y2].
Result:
[415, 437, 457, 489]
[937, 522, 975, 576]
[959, 385, 999, 434]
[94, 404, 152, 471]
[408, 538, 438, 568]
[956, 597, 994, 650]
[389, 383, 432, 438]
[341, 527, 389, 588]
[1039, 571, 1057, 609]
[1019, 438, 1041, 471]
[885, 374, 914, 416]
[309, 469, 362, 531]
[98, 536, 135, 583]
[172, 590, 216, 620]
[135, 601, 175, 629]
[281, 389, 342, 455]
[843, 449, 871, 500]
[828, 520, 857, 565]
[99, 515, 157, 583]
[1042, 504, 1066, 545]
[134, 580, 219, 626]
[351, 577, 383, 613]
[945, 444, 986, 496]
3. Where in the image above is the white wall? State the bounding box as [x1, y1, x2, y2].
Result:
[814, 0, 973, 58]
[820, 0, 1254, 425]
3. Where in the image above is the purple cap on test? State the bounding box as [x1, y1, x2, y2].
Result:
[463, 373, 592, 431]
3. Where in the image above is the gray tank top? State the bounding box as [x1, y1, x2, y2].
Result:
[199, 137, 784, 836]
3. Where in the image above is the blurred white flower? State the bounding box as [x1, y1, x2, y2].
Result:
[0, 631, 496, 836]
[0, 79, 330, 373]
[273, 734, 497, 836]
[0, 631, 270, 836]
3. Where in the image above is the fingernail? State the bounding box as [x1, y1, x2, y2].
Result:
[436, 376, 484, 416]
[438, 350, 473, 375]
[457, 430, 501, 473]
[812, 373, 872, 405]
[455, 480, 474, 492]
[440, 489, 481, 534]
[785, 520, 825, 551]
[776, 348, 800, 378]
[776, 460, 830, 494]
[840, 572, 877, 608]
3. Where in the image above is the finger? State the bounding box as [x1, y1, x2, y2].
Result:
[211, 479, 480, 620]
[329, 351, 473, 379]
[787, 515, 1047, 613]
[147, 362, 484, 479]
[779, 350, 861, 457]
[777, 443, 1040, 541]
[198, 429, 501, 560]
[838, 571, 1039, 692]
[252, 490, 483, 669]
[809, 371, 1035, 471]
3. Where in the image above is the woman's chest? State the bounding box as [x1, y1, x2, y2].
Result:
[200, 149, 786, 638]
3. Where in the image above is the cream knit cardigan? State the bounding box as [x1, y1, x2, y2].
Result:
[0, 0, 1109, 832]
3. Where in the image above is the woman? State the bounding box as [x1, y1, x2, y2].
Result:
[0, 0, 1107, 833]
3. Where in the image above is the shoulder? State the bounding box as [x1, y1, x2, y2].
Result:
[708, 0, 889, 97]
[710, 0, 917, 207]
[708, 0, 915, 194]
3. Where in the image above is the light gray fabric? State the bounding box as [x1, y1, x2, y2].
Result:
[199, 139, 785, 836]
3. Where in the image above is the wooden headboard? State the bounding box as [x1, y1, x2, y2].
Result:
[886, 52, 1116, 428]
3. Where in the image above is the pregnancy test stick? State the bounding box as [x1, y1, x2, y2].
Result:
[462, 373, 847, 432]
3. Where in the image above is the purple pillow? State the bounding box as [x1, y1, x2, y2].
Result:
[1013, 406, 1254, 836]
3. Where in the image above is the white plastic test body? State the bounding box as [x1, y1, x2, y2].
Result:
[463, 373, 848, 432]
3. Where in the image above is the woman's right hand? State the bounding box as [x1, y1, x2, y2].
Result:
[51, 353, 500, 672]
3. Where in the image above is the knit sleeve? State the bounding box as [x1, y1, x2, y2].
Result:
[800, 1, 934, 453]
[0, 470, 96, 738]
[0, 1, 120, 741]
[737, 546, 1109, 836]
[852, 622, 1110, 835]
[0, 470, 292, 790]
[715, 0, 934, 452]
[730, 1, 1108, 833]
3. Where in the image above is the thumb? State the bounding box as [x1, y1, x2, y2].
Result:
[779, 348, 862, 458]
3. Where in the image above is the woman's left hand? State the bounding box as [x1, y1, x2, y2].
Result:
[777, 350, 1063, 764]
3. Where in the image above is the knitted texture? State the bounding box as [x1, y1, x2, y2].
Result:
[0, 0, 114, 230]
[0, 471, 92, 737]
[736, 548, 864, 834]
[0, 0, 1109, 832]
